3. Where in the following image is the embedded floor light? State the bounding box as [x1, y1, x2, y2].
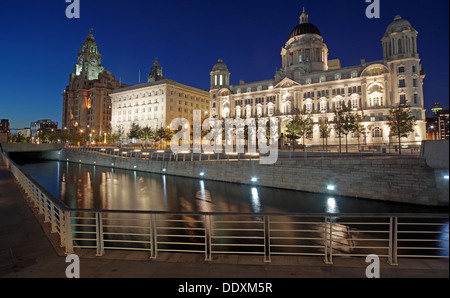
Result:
[162, 168, 167, 172]
[251, 177, 258, 183]
[200, 172, 205, 177]
[327, 185, 336, 191]
[133, 165, 137, 169]
[444, 175, 449, 180]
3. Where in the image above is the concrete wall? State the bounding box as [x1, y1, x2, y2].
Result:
[47, 149, 449, 206]
[1, 143, 65, 152]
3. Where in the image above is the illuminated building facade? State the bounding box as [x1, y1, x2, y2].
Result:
[209, 10, 427, 146]
[62, 29, 124, 136]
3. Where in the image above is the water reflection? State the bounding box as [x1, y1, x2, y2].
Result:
[14, 159, 448, 215]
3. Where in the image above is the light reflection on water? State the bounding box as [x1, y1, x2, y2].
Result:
[14, 159, 447, 214]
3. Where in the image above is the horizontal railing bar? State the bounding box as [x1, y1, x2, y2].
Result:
[103, 239, 151, 244]
[156, 242, 205, 246]
[103, 225, 150, 229]
[269, 237, 324, 240]
[158, 249, 205, 253]
[156, 227, 205, 231]
[333, 245, 389, 249]
[398, 239, 449, 242]
[270, 244, 325, 248]
[397, 255, 449, 258]
[103, 232, 150, 237]
[270, 252, 325, 256]
[211, 251, 265, 255]
[398, 231, 448, 234]
[212, 243, 265, 247]
[157, 234, 205, 238]
[213, 236, 264, 239]
[103, 247, 151, 252]
[214, 228, 263, 232]
[397, 247, 449, 250]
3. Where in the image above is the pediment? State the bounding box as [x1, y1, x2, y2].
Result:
[274, 77, 301, 89]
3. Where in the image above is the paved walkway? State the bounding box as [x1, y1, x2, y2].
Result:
[0, 159, 448, 279]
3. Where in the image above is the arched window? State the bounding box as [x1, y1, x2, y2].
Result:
[267, 104, 274, 117]
[256, 106, 263, 117]
[236, 106, 241, 118]
[320, 75, 326, 83]
[305, 101, 313, 113]
[222, 107, 230, 118]
[246, 105, 252, 118]
[373, 127, 382, 138]
[320, 100, 327, 112]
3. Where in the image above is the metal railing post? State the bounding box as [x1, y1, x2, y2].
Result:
[95, 212, 105, 256]
[390, 217, 398, 265]
[204, 214, 212, 261]
[64, 211, 74, 254]
[49, 201, 57, 233]
[328, 216, 333, 264]
[149, 214, 158, 259]
[264, 215, 271, 263]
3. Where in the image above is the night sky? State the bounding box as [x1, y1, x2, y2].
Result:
[0, 0, 448, 130]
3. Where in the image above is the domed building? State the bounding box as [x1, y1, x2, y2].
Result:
[209, 9, 426, 147]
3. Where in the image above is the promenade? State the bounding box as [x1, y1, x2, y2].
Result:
[0, 159, 448, 279]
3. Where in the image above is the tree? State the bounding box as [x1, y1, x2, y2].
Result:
[141, 126, 154, 148]
[285, 108, 313, 152]
[352, 112, 366, 151]
[387, 104, 416, 155]
[318, 118, 331, 151]
[332, 104, 354, 153]
[128, 123, 142, 143]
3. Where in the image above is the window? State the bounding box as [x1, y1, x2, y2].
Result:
[398, 66, 405, 73]
[413, 94, 418, 104]
[268, 105, 274, 117]
[320, 101, 327, 112]
[335, 73, 341, 80]
[320, 76, 326, 83]
[306, 101, 313, 113]
[351, 71, 358, 78]
[373, 127, 382, 138]
[413, 78, 418, 87]
[351, 97, 359, 109]
[400, 94, 407, 105]
[399, 79, 406, 88]
[412, 65, 417, 73]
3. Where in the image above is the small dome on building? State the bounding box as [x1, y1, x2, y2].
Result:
[212, 59, 229, 72]
[384, 15, 416, 36]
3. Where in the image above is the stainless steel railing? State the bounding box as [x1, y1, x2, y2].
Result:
[2, 153, 448, 265]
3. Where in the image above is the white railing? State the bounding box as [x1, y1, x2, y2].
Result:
[2, 153, 448, 265]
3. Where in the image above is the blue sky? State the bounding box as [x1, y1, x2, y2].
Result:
[0, 0, 448, 129]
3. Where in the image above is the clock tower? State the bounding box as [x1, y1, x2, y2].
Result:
[74, 28, 104, 80]
[63, 29, 123, 136]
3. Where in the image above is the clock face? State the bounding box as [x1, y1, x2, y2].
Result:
[89, 58, 98, 66]
[78, 56, 84, 64]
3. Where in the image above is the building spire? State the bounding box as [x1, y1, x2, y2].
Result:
[300, 7, 309, 24]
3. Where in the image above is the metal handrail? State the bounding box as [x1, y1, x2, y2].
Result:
[2, 153, 448, 265]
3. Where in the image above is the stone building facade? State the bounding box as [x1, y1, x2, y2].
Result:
[62, 29, 124, 136]
[209, 10, 427, 146]
[111, 74, 210, 136]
